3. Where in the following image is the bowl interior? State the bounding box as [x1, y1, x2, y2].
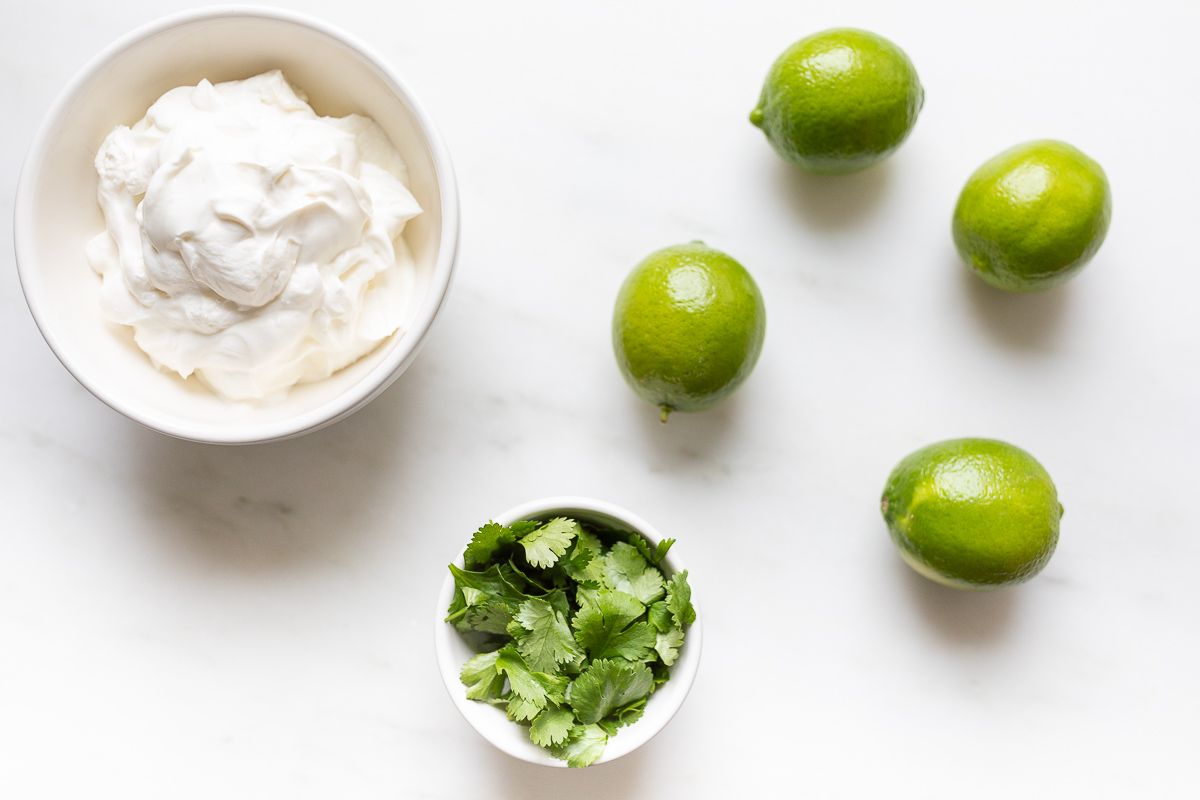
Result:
[17, 11, 452, 442]
[434, 499, 702, 768]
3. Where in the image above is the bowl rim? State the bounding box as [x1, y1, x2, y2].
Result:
[12, 5, 460, 445]
[433, 496, 703, 768]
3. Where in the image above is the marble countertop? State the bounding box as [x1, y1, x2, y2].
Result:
[2, 1, 1197, 797]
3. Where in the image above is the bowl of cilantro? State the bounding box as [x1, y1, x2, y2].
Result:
[434, 496, 701, 767]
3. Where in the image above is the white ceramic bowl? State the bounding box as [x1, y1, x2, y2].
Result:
[434, 496, 702, 767]
[13, 7, 458, 444]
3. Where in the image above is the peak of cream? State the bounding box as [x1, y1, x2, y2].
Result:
[87, 70, 421, 401]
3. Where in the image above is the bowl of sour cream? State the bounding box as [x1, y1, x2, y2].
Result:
[14, 7, 459, 444]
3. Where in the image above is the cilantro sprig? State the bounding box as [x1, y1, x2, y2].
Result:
[446, 517, 695, 767]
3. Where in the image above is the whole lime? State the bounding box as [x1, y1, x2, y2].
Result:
[880, 438, 1063, 589]
[750, 28, 924, 174]
[953, 140, 1111, 291]
[613, 242, 766, 421]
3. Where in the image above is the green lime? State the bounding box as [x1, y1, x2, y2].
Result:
[613, 242, 766, 421]
[953, 140, 1112, 292]
[880, 438, 1063, 589]
[750, 28, 924, 174]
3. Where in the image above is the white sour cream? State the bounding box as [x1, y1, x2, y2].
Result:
[87, 70, 421, 401]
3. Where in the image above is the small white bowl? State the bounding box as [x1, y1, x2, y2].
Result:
[13, 7, 459, 444]
[434, 496, 703, 767]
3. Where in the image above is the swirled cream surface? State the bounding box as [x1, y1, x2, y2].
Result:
[87, 70, 421, 401]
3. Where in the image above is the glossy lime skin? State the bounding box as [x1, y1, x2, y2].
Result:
[750, 28, 924, 174]
[881, 438, 1063, 589]
[613, 242, 766, 418]
[953, 140, 1112, 292]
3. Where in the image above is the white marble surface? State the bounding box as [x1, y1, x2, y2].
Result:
[3, 1, 1198, 797]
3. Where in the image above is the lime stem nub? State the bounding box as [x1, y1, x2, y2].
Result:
[659, 405, 672, 424]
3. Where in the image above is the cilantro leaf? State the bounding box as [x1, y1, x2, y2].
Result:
[551, 724, 609, 768]
[460, 651, 505, 701]
[597, 697, 647, 735]
[575, 528, 604, 557]
[541, 588, 572, 619]
[560, 544, 596, 582]
[652, 661, 671, 690]
[614, 697, 647, 728]
[571, 590, 645, 659]
[464, 522, 516, 569]
[452, 585, 515, 630]
[494, 646, 547, 705]
[494, 646, 569, 705]
[448, 564, 529, 607]
[509, 520, 541, 537]
[575, 584, 603, 610]
[655, 627, 685, 667]
[568, 659, 654, 724]
[529, 707, 575, 747]
[446, 563, 531, 634]
[537, 672, 570, 706]
[627, 533, 676, 566]
[602, 542, 665, 603]
[519, 518, 579, 569]
[514, 597, 583, 673]
[462, 598, 515, 634]
[560, 531, 605, 586]
[665, 570, 696, 628]
[596, 621, 656, 662]
[507, 694, 543, 722]
[647, 601, 672, 633]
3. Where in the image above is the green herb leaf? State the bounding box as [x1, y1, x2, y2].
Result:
[494, 646, 547, 706]
[602, 542, 665, 604]
[462, 599, 516, 635]
[597, 697, 647, 735]
[507, 694, 543, 722]
[448, 564, 529, 607]
[575, 584, 603, 610]
[509, 520, 541, 537]
[536, 672, 570, 706]
[529, 707, 575, 747]
[593, 620, 656, 662]
[665, 570, 696, 628]
[464, 522, 516, 569]
[460, 651, 505, 701]
[647, 601, 673, 633]
[655, 627, 685, 667]
[514, 597, 583, 673]
[520, 518, 579, 569]
[568, 659, 654, 724]
[561, 531, 605, 586]
[652, 661, 672, 690]
[552, 724, 609, 768]
[571, 590, 646, 659]
[628, 534, 675, 566]
[541, 588, 572, 619]
[613, 697, 647, 728]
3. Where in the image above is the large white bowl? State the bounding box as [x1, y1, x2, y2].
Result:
[13, 7, 459, 444]
[434, 497, 703, 767]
